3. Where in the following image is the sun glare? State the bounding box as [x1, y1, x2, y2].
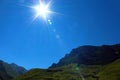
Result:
[32, 0, 52, 21]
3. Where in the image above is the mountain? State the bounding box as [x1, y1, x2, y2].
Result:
[14, 59, 120, 80]
[14, 44, 120, 80]
[50, 44, 120, 68]
[0, 60, 27, 80]
[10, 63, 27, 75]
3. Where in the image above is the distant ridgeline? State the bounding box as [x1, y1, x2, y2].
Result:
[0, 60, 27, 80]
[14, 44, 120, 80]
[50, 44, 120, 68]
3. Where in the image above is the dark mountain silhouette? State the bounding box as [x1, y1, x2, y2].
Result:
[0, 60, 27, 80]
[50, 44, 120, 68]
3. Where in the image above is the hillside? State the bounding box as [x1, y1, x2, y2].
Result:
[14, 67, 81, 80]
[50, 44, 120, 68]
[14, 44, 120, 80]
[98, 59, 120, 80]
[0, 60, 27, 80]
[14, 59, 120, 80]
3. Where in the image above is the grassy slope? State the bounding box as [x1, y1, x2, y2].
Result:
[98, 59, 120, 80]
[14, 66, 81, 80]
[14, 59, 120, 80]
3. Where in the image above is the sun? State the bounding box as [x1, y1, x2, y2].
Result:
[32, 0, 52, 21]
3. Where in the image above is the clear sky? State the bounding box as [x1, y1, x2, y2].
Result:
[0, 0, 120, 69]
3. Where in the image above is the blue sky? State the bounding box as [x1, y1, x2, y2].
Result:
[0, 0, 120, 69]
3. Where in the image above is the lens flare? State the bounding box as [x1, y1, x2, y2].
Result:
[31, 0, 53, 21]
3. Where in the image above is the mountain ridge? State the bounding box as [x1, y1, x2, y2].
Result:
[50, 44, 120, 68]
[0, 59, 27, 80]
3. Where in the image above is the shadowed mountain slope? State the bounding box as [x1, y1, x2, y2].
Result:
[50, 44, 120, 68]
[0, 60, 27, 80]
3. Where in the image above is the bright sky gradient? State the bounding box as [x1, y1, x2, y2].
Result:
[0, 0, 120, 69]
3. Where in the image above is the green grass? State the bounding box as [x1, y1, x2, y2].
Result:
[14, 59, 120, 80]
[98, 59, 120, 80]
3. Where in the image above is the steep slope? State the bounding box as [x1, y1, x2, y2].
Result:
[0, 60, 27, 80]
[50, 44, 120, 68]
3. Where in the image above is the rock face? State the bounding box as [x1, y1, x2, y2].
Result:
[50, 44, 120, 68]
[0, 60, 27, 80]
